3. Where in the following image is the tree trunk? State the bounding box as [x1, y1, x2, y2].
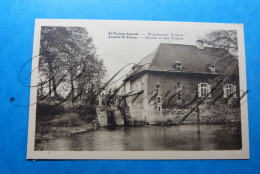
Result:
[40, 79, 44, 96]
[47, 59, 59, 98]
[48, 78, 52, 97]
[70, 71, 75, 101]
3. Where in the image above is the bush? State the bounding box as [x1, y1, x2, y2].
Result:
[71, 104, 97, 122]
[36, 103, 65, 122]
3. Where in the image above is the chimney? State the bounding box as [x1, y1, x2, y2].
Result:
[196, 40, 204, 49]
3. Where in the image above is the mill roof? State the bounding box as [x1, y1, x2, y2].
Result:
[125, 43, 238, 82]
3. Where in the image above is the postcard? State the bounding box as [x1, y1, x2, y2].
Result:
[26, 19, 249, 159]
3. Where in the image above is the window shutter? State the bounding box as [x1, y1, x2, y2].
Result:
[198, 83, 201, 97]
[207, 84, 211, 98]
[232, 85, 237, 98]
[223, 85, 227, 98]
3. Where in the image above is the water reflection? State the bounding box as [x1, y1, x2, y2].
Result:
[41, 124, 241, 151]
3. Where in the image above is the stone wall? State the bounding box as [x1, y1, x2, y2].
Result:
[146, 71, 240, 124]
[96, 106, 108, 126]
[96, 106, 126, 126]
[111, 106, 125, 126]
[124, 70, 240, 124]
[159, 102, 241, 124]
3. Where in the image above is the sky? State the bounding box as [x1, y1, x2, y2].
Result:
[81, 21, 210, 87]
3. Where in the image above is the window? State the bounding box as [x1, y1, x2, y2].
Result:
[156, 84, 162, 95]
[177, 90, 182, 100]
[226, 84, 232, 96]
[223, 84, 237, 98]
[176, 63, 182, 70]
[198, 83, 211, 98]
[173, 61, 182, 71]
[158, 97, 161, 103]
[200, 83, 207, 97]
[177, 82, 181, 88]
[157, 105, 162, 114]
[208, 65, 216, 73]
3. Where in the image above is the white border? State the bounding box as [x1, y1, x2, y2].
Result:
[27, 19, 249, 160]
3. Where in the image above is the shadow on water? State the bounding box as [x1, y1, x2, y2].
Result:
[106, 126, 117, 131]
[107, 110, 116, 128]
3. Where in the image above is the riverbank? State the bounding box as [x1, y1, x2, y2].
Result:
[35, 112, 97, 150]
[35, 101, 97, 150]
[35, 123, 96, 151]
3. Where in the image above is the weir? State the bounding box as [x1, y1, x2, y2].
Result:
[96, 105, 125, 127]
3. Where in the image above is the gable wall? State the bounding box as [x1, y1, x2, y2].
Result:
[126, 73, 148, 120]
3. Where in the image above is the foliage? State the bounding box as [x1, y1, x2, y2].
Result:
[36, 103, 65, 122]
[38, 26, 106, 101]
[201, 30, 238, 57]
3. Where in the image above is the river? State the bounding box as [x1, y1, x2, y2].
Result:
[40, 124, 241, 151]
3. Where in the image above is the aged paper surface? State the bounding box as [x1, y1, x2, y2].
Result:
[27, 19, 249, 159]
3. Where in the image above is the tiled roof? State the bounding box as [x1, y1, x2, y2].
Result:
[125, 43, 238, 82]
[137, 43, 238, 75]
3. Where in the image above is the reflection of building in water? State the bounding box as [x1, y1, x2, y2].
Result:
[122, 42, 240, 124]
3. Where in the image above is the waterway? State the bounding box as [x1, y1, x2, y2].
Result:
[40, 124, 241, 151]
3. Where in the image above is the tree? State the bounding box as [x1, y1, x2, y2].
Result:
[201, 30, 238, 57]
[199, 30, 239, 76]
[38, 26, 106, 102]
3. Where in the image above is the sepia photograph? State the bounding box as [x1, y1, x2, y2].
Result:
[27, 20, 249, 159]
